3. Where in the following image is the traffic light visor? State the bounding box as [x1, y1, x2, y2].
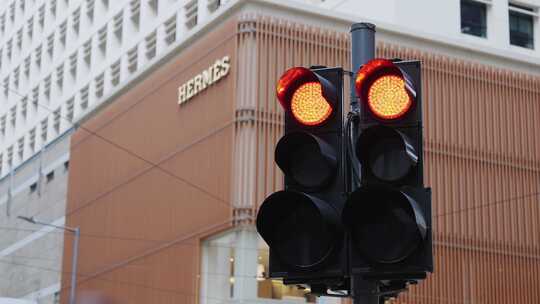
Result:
[343, 187, 427, 264]
[277, 67, 336, 126]
[356, 126, 418, 182]
[256, 191, 341, 269]
[355, 59, 415, 120]
[275, 132, 337, 188]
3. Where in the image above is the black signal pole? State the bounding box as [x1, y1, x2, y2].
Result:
[350, 22, 379, 304]
[350, 23, 375, 112]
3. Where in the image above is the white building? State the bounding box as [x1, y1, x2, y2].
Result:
[0, 0, 538, 303]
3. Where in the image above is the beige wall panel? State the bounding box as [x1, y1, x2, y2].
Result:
[67, 20, 237, 213]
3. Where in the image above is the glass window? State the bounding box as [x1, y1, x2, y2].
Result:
[257, 237, 317, 303]
[200, 229, 316, 304]
[509, 5, 535, 49]
[461, 0, 487, 37]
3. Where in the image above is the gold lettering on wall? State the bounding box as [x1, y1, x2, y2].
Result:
[178, 56, 231, 105]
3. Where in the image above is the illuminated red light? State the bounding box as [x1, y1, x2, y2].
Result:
[277, 67, 334, 126]
[355, 59, 414, 120]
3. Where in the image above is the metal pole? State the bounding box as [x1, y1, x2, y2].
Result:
[349, 23, 376, 189]
[350, 22, 378, 304]
[69, 227, 80, 304]
[352, 276, 380, 304]
[350, 22, 375, 111]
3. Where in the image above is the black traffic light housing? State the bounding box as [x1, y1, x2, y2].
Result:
[256, 67, 348, 289]
[344, 59, 433, 281]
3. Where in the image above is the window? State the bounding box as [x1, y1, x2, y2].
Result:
[86, 0, 95, 22]
[6, 39, 12, 61]
[12, 67, 19, 89]
[10, 105, 17, 126]
[46, 170, 55, 183]
[3, 76, 10, 97]
[0, 115, 6, 135]
[44, 75, 51, 100]
[30, 182, 38, 193]
[16, 28, 23, 49]
[130, 0, 140, 27]
[66, 98, 74, 121]
[17, 137, 24, 159]
[20, 96, 27, 119]
[98, 25, 107, 52]
[32, 86, 40, 108]
[185, 0, 198, 29]
[94, 73, 104, 97]
[69, 51, 78, 77]
[110, 60, 121, 86]
[59, 21, 67, 45]
[56, 64, 64, 91]
[208, 0, 221, 13]
[47, 33, 55, 57]
[64, 161, 69, 171]
[509, 3, 536, 49]
[53, 107, 61, 133]
[200, 229, 316, 304]
[148, 0, 158, 14]
[113, 11, 123, 40]
[24, 56, 31, 77]
[41, 118, 48, 142]
[9, 2, 15, 23]
[0, 14, 5, 35]
[145, 31, 157, 59]
[461, 0, 487, 37]
[7, 146, 13, 167]
[80, 86, 89, 109]
[38, 4, 46, 28]
[164, 15, 177, 45]
[19, 0, 25, 14]
[72, 8, 81, 35]
[50, 0, 57, 17]
[28, 128, 36, 152]
[34, 45, 42, 69]
[127, 45, 138, 73]
[83, 39, 92, 64]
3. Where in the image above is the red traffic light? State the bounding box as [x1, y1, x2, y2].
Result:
[355, 59, 415, 120]
[277, 67, 336, 126]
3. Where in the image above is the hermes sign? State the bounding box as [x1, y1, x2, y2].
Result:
[177, 56, 231, 105]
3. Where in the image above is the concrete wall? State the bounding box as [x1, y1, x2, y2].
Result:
[0, 133, 70, 304]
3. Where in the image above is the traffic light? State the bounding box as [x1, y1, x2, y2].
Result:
[256, 66, 347, 289]
[344, 59, 433, 280]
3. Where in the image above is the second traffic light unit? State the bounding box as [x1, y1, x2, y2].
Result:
[344, 59, 433, 281]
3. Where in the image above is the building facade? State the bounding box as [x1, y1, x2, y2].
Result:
[62, 3, 540, 304]
[0, 0, 539, 303]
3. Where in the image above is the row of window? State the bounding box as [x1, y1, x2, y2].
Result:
[0, 0, 109, 41]
[461, 0, 536, 49]
[0, 0, 224, 176]
[0, 109, 62, 174]
[0, 20, 177, 138]
[0, 0, 142, 95]
[0, 0, 217, 80]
